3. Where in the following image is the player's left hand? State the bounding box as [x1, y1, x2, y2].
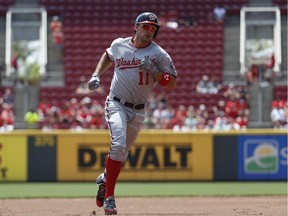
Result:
[140, 59, 158, 77]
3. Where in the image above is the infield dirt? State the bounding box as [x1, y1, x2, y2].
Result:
[0, 196, 286, 216]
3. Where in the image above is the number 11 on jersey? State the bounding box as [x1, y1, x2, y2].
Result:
[138, 71, 150, 85]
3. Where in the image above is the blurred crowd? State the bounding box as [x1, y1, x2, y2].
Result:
[1, 81, 287, 132]
[270, 97, 288, 129]
[159, 4, 226, 30]
[168, 83, 250, 131]
[0, 88, 15, 132]
[35, 82, 252, 131]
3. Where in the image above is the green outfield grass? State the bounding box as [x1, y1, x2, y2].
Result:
[0, 182, 287, 199]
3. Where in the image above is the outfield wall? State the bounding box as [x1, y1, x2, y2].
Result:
[0, 130, 287, 182]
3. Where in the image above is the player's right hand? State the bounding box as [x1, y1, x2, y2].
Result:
[88, 75, 100, 90]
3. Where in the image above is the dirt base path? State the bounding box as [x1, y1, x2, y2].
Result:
[0, 196, 286, 216]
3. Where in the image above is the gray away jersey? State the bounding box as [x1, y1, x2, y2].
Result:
[106, 37, 177, 104]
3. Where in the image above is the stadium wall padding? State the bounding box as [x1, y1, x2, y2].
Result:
[213, 135, 238, 181]
[0, 130, 287, 181]
[28, 135, 57, 181]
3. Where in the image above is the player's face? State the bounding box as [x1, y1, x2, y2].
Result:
[140, 24, 157, 32]
[136, 24, 156, 41]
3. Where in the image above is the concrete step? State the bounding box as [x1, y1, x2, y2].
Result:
[247, 84, 273, 122]
[47, 64, 63, 71]
[248, 121, 273, 128]
[14, 85, 39, 129]
[45, 17, 64, 83]
[222, 75, 246, 85]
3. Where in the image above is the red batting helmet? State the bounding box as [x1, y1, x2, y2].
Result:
[135, 12, 160, 38]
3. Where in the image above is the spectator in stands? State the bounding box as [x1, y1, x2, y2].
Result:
[10, 52, 22, 87]
[152, 102, 174, 129]
[0, 90, 15, 132]
[195, 104, 209, 119]
[50, 16, 64, 48]
[174, 104, 186, 120]
[0, 104, 14, 127]
[70, 120, 83, 131]
[195, 104, 209, 129]
[225, 95, 240, 119]
[146, 91, 169, 129]
[270, 102, 285, 129]
[41, 117, 59, 131]
[58, 101, 74, 127]
[196, 75, 209, 94]
[161, 105, 175, 129]
[246, 64, 259, 86]
[1, 88, 14, 107]
[205, 119, 215, 130]
[24, 108, 40, 129]
[236, 112, 249, 129]
[238, 98, 249, 124]
[38, 98, 52, 119]
[50, 16, 62, 32]
[69, 97, 81, 111]
[171, 104, 186, 131]
[0, 118, 14, 132]
[75, 97, 93, 128]
[238, 86, 250, 101]
[38, 99, 61, 129]
[182, 106, 197, 131]
[195, 117, 207, 130]
[271, 97, 285, 111]
[52, 27, 64, 48]
[237, 86, 250, 116]
[212, 99, 226, 117]
[213, 4, 227, 22]
[44, 103, 61, 128]
[208, 75, 222, 94]
[225, 117, 241, 130]
[196, 75, 220, 94]
[87, 107, 106, 129]
[213, 111, 227, 131]
[223, 83, 239, 99]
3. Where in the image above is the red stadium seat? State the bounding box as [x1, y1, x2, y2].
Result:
[39, 1, 229, 110]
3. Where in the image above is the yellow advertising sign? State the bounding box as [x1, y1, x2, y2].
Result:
[190, 134, 213, 180]
[57, 132, 213, 181]
[57, 133, 110, 181]
[121, 132, 213, 180]
[0, 135, 27, 181]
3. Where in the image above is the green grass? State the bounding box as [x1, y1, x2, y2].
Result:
[0, 182, 287, 199]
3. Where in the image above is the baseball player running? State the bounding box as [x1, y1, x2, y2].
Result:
[88, 12, 178, 215]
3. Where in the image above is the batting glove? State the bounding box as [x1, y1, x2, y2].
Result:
[88, 75, 100, 90]
[140, 59, 158, 77]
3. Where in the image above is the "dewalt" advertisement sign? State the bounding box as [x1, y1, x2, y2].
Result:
[57, 132, 213, 181]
